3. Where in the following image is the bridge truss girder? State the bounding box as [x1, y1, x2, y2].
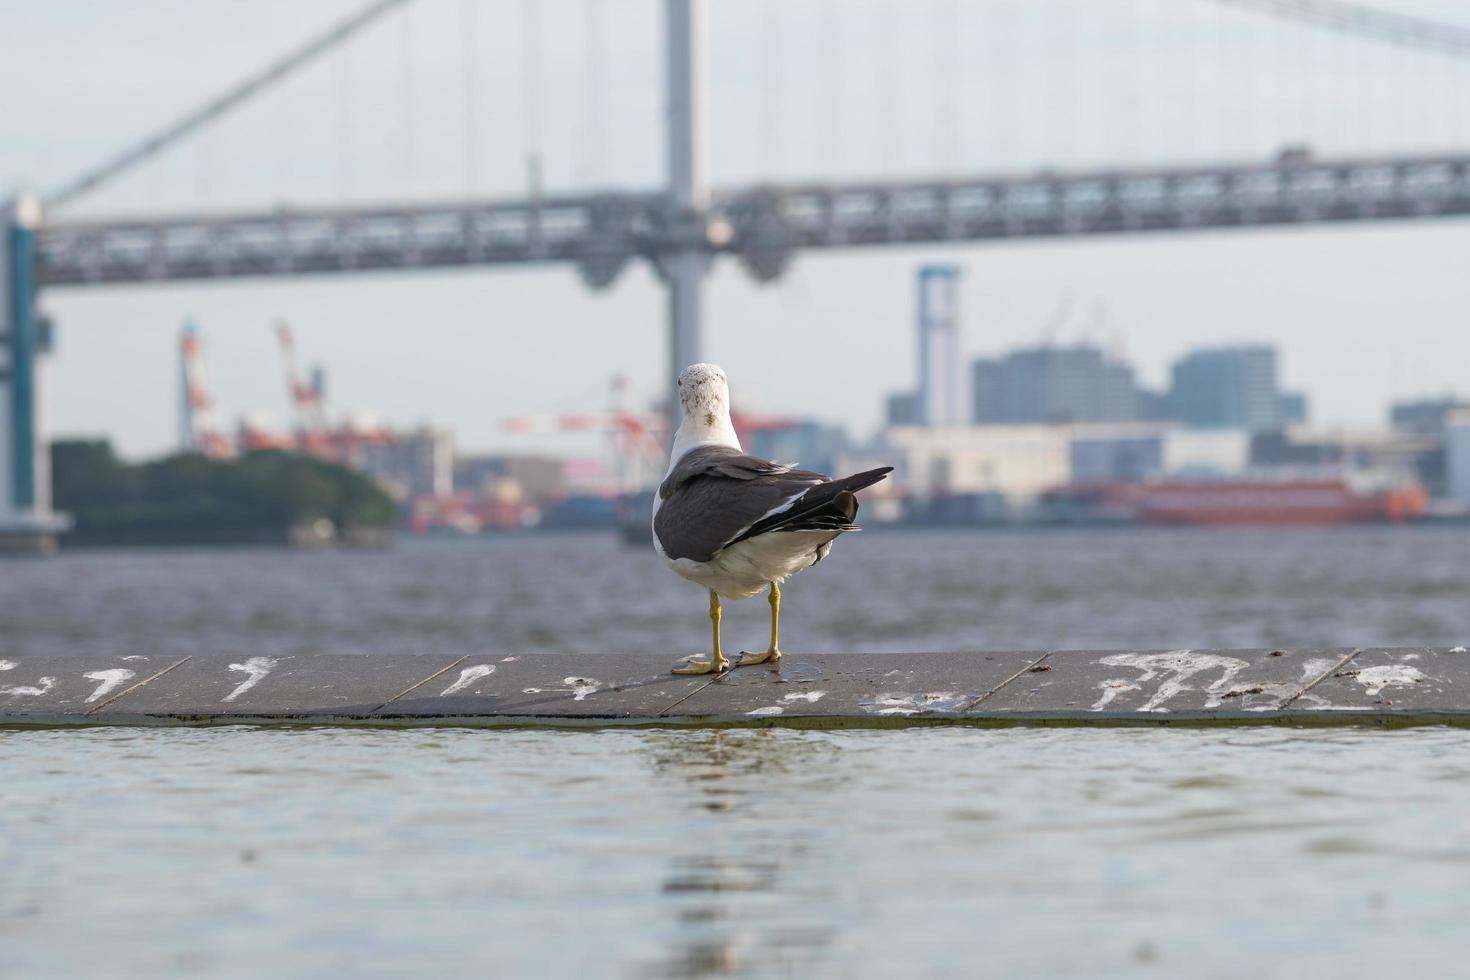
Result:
[35, 152, 1470, 291]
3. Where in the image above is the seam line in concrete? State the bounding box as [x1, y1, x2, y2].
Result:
[1279, 648, 1361, 709]
[962, 652, 1052, 712]
[372, 656, 468, 713]
[87, 656, 193, 714]
[657, 676, 724, 716]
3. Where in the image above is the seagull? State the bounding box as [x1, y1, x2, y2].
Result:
[653, 363, 893, 675]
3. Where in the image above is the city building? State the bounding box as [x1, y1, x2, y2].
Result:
[1278, 391, 1309, 425]
[1137, 389, 1173, 423]
[916, 265, 964, 425]
[454, 454, 564, 503]
[883, 424, 1072, 510]
[747, 421, 849, 477]
[1167, 345, 1283, 431]
[1390, 397, 1470, 435]
[885, 392, 919, 427]
[972, 345, 1143, 424]
[1069, 425, 1251, 483]
[1249, 426, 1432, 474]
[1249, 425, 1442, 497]
[1440, 410, 1470, 503]
[1069, 430, 1163, 484]
[889, 265, 964, 428]
[355, 426, 454, 500]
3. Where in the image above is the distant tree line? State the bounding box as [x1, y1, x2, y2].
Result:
[51, 440, 395, 546]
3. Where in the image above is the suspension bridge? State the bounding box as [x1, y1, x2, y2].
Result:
[5, 0, 1470, 550]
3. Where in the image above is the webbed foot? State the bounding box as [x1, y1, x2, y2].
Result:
[672, 653, 731, 675]
[736, 647, 782, 667]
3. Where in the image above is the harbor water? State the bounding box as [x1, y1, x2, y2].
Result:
[4, 526, 1468, 659]
[6, 726, 1470, 978]
[5, 527, 1470, 978]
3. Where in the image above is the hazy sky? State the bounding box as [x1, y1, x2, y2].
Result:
[5, 0, 1470, 458]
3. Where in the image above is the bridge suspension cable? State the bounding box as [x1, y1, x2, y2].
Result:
[45, 0, 415, 210]
[1209, 0, 1470, 60]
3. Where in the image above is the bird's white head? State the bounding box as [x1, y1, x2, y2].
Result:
[677, 363, 730, 422]
[670, 362, 740, 464]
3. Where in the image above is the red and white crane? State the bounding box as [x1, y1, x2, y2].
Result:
[178, 322, 234, 459]
[274, 320, 329, 442]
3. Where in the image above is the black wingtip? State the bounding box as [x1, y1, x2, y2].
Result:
[839, 466, 894, 495]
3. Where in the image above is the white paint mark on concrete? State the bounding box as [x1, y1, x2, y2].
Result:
[1096, 651, 1250, 712]
[1229, 658, 1339, 711]
[782, 691, 825, 703]
[746, 705, 784, 716]
[1091, 679, 1141, 711]
[1354, 664, 1426, 697]
[860, 692, 967, 715]
[222, 657, 278, 702]
[563, 677, 601, 700]
[441, 664, 495, 696]
[83, 669, 136, 703]
[0, 677, 56, 697]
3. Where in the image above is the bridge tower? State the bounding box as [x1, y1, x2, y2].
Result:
[0, 194, 67, 553]
[662, 0, 710, 419]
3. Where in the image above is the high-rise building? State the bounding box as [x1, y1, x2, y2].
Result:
[1391, 397, 1470, 435]
[748, 421, 849, 477]
[1137, 389, 1172, 423]
[1278, 391, 1309, 426]
[916, 265, 963, 425]
[1167, 346, 1282, 431]
[970, 359, 1005, 423]
[1446, 409, 1470, 502]
[971, 345, 1142, 424]
[885, 392, 919, 427]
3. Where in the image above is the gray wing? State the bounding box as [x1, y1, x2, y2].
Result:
[654, 446, 826, 563]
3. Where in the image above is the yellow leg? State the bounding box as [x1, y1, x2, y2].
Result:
[737, 582, 783, 667]
[672, 590, 731, 675]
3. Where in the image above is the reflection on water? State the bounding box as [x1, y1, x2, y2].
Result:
[648, 732, 839, 977]
[8, 726, 1470, 977]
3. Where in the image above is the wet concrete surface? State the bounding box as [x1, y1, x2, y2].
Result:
[6, 648, 1470, 726]
[1302, 647, 1463, 714]
[661, 651, 1043, 721]
[377, 654, 713, 719]
[977, 647, 1357, 717]
[108, 654, 468, 719]
[0, 654, 187, 717]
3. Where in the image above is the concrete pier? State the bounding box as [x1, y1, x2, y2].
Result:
[3, 648, 1468, 728]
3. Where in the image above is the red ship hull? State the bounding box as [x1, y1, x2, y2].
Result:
[1140, 479, 1428, 526]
